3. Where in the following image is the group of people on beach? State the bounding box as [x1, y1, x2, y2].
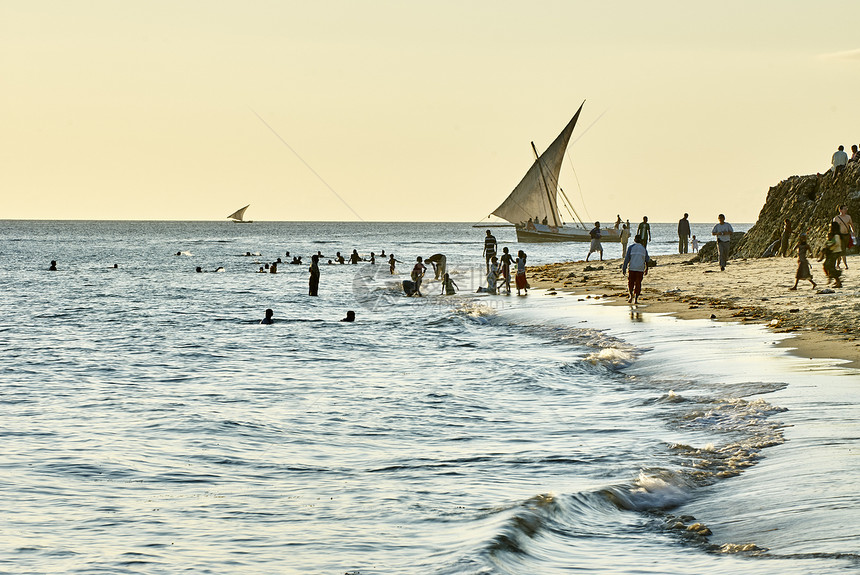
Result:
[482, 230, 529, 296]
[779, 204, 855, 290]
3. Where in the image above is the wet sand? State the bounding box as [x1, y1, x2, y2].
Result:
[527, 252, 860, 368]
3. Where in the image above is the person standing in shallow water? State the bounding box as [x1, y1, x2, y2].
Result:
[499, 247, 515, 294]
[308, 255, 320, 296]
[515, 250, 528, 295]
[261, 309, 275, 324]
[483, 230, 497, 274]
[411, 256, 427, 296]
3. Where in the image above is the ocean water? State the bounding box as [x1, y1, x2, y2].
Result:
[1, 220, 858, 575]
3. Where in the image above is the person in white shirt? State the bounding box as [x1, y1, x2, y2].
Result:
[831, 145, 848, 176]
[622, 235, 649, 304]
[712, 214, 734, 271]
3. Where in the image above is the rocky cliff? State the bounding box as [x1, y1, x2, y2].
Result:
[732, 162, 860, 258]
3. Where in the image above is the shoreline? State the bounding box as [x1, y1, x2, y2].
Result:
[526, 252, 860, 368]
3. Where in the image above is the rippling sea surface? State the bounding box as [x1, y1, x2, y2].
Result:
[1, 220, 858, 574]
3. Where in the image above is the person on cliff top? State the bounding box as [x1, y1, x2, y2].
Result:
[833, 204, 855, 270]
[637, 216, 652, 249]
[790, 234, 816, 291]
[586, 222, 603, 262]
[831, 145, 848, 177]
[778, 218, 793, 257]
[622, 234, 649, 305]
[712, 214, 734, 271]
[678, 213, 691, 254]
[850, 144, 860, 163]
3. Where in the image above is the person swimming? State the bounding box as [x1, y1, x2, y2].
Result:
[260, 309, 274, 324]
[49, 260, 57, 271]
[341, 310, 356, 322]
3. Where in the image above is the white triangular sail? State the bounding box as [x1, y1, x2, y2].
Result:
[492, 102, 584, 227]
[227, 204, 250, 221]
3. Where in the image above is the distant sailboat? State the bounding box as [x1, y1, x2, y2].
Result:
[227, 204, 253, 223]
[490, 101, 619, 243]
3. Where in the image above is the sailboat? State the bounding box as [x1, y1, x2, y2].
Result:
[227, 204, 253, 223]
[490, 102, 620, 243]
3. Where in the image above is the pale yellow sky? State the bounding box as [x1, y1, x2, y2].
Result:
[2, 1, 860, 222]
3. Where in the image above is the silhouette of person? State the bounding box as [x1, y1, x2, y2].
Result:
[309, 255, 320, 296]
[49, 260, 57, 271]
[261, 308, 275, 324]
[341, 310, 356, 322]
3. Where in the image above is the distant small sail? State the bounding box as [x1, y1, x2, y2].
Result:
[227, 204, 250, 222]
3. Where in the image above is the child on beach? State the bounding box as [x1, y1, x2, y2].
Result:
[411, 256, 427, 296]
[486, 256, 499, 295]
[441, 273, 458, 295]
[789, 234, 816, 290]
[499, 247, 515, 294]
[515, 250, 528, 295]
[691, 235, 699, 253]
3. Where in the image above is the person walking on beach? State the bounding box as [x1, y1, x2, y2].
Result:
[778, 218, 793, 257]
[499, 247, 515, 294]
[822, 221, 843, 288]
[411, 256, 427, 296]
[678, 213, 691, 254]
[622, 235, 649, 304]
[308, 255, 320, 296]
[515, 250, 528, 295]
[483, 230, 497, 274]
[831, 145, 848, 177]
[586, 222, 603, 262]
[712, 214, 734, 271]
[619, 223, 630, 258]
[637, 217, 652, 248]
[790, 233, 816, 290]
[833, 204, 855, 269]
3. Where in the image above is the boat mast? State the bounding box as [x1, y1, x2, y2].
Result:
[531, 142, 560, 227]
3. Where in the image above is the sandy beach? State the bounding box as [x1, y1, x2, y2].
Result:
[527, 252, 860, 368]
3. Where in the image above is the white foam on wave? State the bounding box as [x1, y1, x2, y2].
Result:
[584, 346, 636, 366]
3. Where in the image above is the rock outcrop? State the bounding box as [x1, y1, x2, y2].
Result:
[732, 162, 860, 258]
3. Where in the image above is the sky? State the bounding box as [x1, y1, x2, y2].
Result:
[3, 1, 860, 223]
